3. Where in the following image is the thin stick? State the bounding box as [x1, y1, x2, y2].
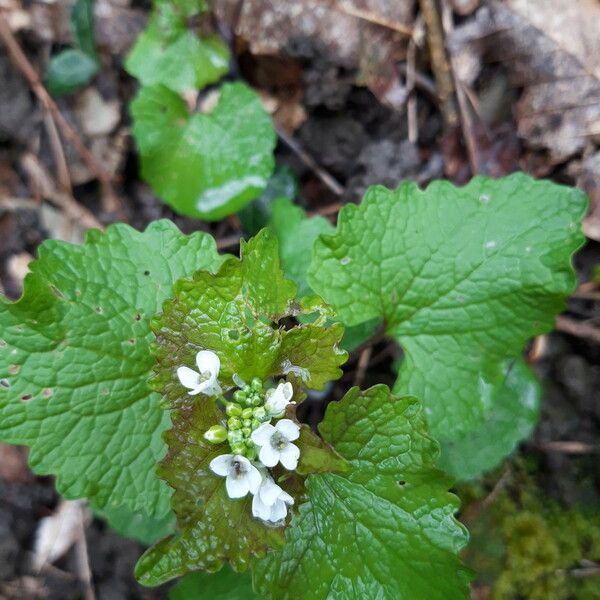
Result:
[0, 13, 123, 217]
[556, 315, 600, 344]
[419, 0, 459, 128]
[536, 441, 600, 455]
[43, 112, 71, 193]
[308, 201, 345, 218]
[353, 346, 372, 387]
[336, 2, 413, 36]
[276, 128, 344, 197]
[407, 37, 419, 143]
[217, 234, 242, 250]
[21, 153, 104, 231]
[440, 1, 480, 173]
[73, 504, 96, 600]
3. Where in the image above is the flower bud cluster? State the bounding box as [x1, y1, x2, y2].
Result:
[177, 350, 299, 524]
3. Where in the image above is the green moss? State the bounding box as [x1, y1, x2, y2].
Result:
[460, 464, 600, 599]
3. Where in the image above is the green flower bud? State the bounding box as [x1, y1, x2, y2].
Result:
[233, 390, 246, 403]
[228, 429, 244, 444]
[253, 407, 267, 421]
[245, 446, 257, 460]
[251, 418, 261, 429]
[250, 395, 262, 407]
[230, 442, 246, 455]
[241, 426, 252, 437]
[241, 407, 254, 419]
[225, 403, 242, 417]
[228, 417, 242, 430]
[242, 418, 252, 428]
[251, 377, 263, 392]
[203, 425, 227, 444]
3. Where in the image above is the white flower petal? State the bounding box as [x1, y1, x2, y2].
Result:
[251, 423, 276, 446]
[195, 378, 222, 397]
[281, 382, 293, 401]
[279, 490, 294, 506]
[232, 373, 246, 388]
[258, 444, 280, 468]
[226, 475, 249, 498]
[252, 493, 272, 520]
[279, 443, 300, 470]
[259, 478, 283, 507]
[265, 382, 292, 414]
[269, 499, 288, 522]
[209, 454, 233, 477]
[275, 419, 300, 441]
[247, 464, 262, 495]
[177, 366, 200, 390]
[196, 350, 220, 377]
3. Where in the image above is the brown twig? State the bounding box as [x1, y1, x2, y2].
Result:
[43, 112, 71, 194]
[276, 128, 344, 197]
[335, 1, 413, 36]
[0, 13, 124, 219]
[353, 346, 372, 387]
[308, 201, 345, 218]
[440, 1, 481, 174]
[216, 233, 242, 250]
[555, 315, 600, 344]
[74, 504, 95, 600]
[21, 153, 104, 231]
[419, 0, 459, 128]
[535, 441, 600, 455]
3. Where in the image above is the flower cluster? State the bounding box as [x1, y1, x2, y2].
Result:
[177, 350, 299, 524]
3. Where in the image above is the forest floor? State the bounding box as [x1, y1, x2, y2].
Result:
[0, 1, 599, 598]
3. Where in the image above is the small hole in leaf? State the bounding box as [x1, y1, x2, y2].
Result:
[21, 394, 32, 401]
[95, 306, 102, 314]
[0, 379, 10, 388]
[228, 329, 240, 340]
[135, 313, 142, 321]
[128, 339, 135, 345]
[100, 389, 109, 396]
[144, 270, 150, 276]
[42, 388, 53, 398]
[0, 339, 6, 347]
[8, 365, 19, 375]
[75, 289, 81, 296]
[398, 480, 406, 486]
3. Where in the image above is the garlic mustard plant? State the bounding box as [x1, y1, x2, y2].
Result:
[0, 173, 586, 600]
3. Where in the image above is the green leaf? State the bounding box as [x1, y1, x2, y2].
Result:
[94, 503, 176, 545]
[254, 385, 472, 599]
[270, 198, 333, 299]
[308, 174, 587, 479]
[137, 230, 347, 586]
[437, 358, 540, 480]
[46, 49, 98, 97]
[125, 17, 229, 93]
[135, 398, 285, 586]
[131, 82, 276, 221]
[0, 220, 223, 516]
[70, 0, 96, 59]
[170, 567, 263, 600]
[238, 166, 299, 236]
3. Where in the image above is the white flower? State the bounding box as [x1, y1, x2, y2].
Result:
[252, 476, 294, 523]
[251, 419, 300, 470]
[209, 454, 262, 499]
[264, 382, 294, 416]
[177, 350, 222, 396]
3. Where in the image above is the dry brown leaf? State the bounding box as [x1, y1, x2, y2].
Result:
[32, 500, 89, 571]
[449, 0, 600, 164]
[214, 0, 414, 107]
[577, 150, 600, 241]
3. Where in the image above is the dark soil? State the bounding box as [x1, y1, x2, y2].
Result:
[0, 4, 599, 598]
